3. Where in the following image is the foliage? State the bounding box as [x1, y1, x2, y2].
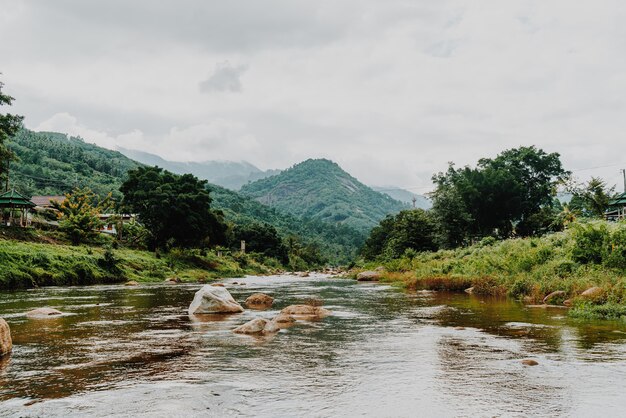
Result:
[120, 166, 227, 249]
[568, 177, 615, 218]
[240, 158, 407, 232]
[354, 220, 626, 320]
[229, 222, 289, 264]
[430, 146, 569, 246]
[0, 232, 281, 289]
[361, 209, 438, 260]
[51, 187, 113, 245]
[0, 79, 24, 185]
[8, 129, 142, 198]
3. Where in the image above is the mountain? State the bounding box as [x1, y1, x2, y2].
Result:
[118, 148, 280, 190]
[7, 129, 363, 263]
[8, 130, 142, 199]
[239, 158, 408, 231]
[372, 186, 431, 209]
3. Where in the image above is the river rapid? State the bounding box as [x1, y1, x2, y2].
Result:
[1, 273, 626, 417]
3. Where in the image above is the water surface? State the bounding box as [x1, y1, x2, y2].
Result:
[1, 274, 626, 417]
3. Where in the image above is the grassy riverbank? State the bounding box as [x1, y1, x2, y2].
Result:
[0, 228, 281, 289]
[352, 221, 626, 320]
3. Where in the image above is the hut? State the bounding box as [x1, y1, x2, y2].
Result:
[605, 192, 626, 221]
[0, 190, 36, 227]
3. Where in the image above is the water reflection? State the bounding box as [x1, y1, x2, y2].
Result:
[0, 275, 626, 416]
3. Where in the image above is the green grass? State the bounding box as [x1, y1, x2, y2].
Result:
[353, 220, 626, 320]
[0, 230, 282, 289]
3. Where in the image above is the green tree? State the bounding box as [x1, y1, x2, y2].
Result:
[361, 209, 438, 260]
[0, 79, 24, 187]
[51, 187, 112, 245]
[230, 222, 289, 263]
[569, 177, 615, 218]
[120, 166, 227, 249]
[430, 146, 568, 245]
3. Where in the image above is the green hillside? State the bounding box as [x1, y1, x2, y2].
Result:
[8, 129, 141, 199]
[6, 130, 363, 263]
[240, 158, 407, 231]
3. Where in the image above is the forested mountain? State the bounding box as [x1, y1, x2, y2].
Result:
[8, 129, 141, 199]
[119, 147, 280, 190]
[240, 158, 407, 231]
[372, 186, 431, 209]
[6, 129, 363, 262]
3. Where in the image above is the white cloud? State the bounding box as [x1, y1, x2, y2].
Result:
[4, 0, 626, 191]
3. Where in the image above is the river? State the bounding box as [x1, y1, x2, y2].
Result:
[1, 273, 626, 417]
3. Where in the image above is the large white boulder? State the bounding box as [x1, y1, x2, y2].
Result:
[0, 319, 11, 357]
[188, 285, 244, 315]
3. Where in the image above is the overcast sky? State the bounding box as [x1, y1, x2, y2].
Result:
[2, 0, 626, 192]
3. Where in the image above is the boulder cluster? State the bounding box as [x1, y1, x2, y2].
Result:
[188, 284, 331, 336]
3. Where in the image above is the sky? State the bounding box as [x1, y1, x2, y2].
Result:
[2, 0, 626, 193]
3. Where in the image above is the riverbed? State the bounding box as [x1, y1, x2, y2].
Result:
[1, 274, 626, 417]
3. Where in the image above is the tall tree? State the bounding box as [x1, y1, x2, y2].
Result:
[569, 177, 615, 218]
[120, 166, 227, 249]
[0, 79, 24, 188]
[431, 146, 569, 245]
[51, 188, 113, 245]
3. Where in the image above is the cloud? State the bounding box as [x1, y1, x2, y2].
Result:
[199, 62, 248, 93]
[5, 0, 626, 191]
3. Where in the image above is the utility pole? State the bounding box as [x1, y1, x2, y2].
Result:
[622, 169, 626, 193]
[412, 196, 417, 209]
[4, 159, 9, 192]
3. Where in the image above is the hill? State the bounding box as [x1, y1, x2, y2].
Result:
[239, 158, 407, 231]
[118, 148, 280, 190]
[8, 129, 141, 199]
[6, 130, 363, 263]
[372, 186, 431, 209]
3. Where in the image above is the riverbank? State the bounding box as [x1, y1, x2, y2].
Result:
[0, 228, 282, 289]
[351, 221, 626, 320]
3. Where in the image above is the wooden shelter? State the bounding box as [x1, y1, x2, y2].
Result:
[606, 192, 626, 221]
[0, 190, 36, 227]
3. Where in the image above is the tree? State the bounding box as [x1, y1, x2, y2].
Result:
[0, 79, 24, 187]
[120, 166, 227, 249]
[568, 177, 615, 218]
[361, 209, 438, 260]
[430, 146, 569, 245]
[51, 187, 112, 245]
[230, 222, 289, 263]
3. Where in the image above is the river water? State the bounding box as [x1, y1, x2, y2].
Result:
[1, 274, 626, 417]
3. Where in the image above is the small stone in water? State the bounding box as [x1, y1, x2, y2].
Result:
[521, 359, 538, 366]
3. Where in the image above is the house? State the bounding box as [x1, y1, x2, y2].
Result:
[98, 213, 136, 235]
[605, 192, 626, 221]
[31, 195, 66, 209]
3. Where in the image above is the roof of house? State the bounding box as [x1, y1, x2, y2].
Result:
[31, 195, 66, 207]
[608, 192, 626, 207]
[0, 190, 36, 208]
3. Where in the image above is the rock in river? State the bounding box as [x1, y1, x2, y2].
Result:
[356, 271, 381, 281]
[543, 290, 566, 304]
[0, 319, 12, 357]
[26, 307, 63, 318]
[280, 305, 330, 320]
[125, 281, 139, 286]
[521, 359, 539, 366]
[188, 285, 244, 315]
[245, 293, 274, 308]
[233, 318, 278, 335]
[580, 286, 604, 301]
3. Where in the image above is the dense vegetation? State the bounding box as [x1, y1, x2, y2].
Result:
[7, 129, 141, 198]
[354, 221, 626, 319]
[0, 227, 279, 289]
[0, 81, 24, 187]
[120, 166, 228, 249]
[4, 129, 367, 264]
[240, 158, 407, 231]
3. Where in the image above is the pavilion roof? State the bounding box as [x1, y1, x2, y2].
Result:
[0, 190, 36, 208]
[608, 192, 626, 208]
